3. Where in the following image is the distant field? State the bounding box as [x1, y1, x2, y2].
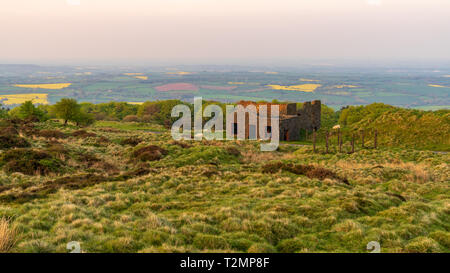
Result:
[13, 83, 72, 89]
[155, 83, 198, 92]
[0, 65, 449, 109]
[267, 84, 322, 92]
[166, 71, 193, 75]
[0, 93, 48, 105]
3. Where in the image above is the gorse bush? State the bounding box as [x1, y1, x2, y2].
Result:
[0, 134, 30, 149]
[132, 145, 169, 162]
[0, 148, 64, 175]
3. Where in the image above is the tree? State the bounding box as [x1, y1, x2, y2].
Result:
[9, 101, 46, 121]
[137, 100, 191, 125]
[0, 104, 8, 119]
[52, 98, 81, 125]
[74, 110, 95, 127]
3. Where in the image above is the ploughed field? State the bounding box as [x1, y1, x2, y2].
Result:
[0, 120, 448, 253]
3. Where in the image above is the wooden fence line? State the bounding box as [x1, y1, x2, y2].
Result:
[312, 128, 379, 153]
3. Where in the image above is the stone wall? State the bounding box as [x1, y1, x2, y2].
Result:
[297, 100, 321, 131]
[231, 100, 321, 141]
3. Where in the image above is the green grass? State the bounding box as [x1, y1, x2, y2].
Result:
[93, 121, 166, 132]
[0, 119, 448, 253]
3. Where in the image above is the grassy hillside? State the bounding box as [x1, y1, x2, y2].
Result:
[318, 103, 450, 151]
[0, 118, 448, 253]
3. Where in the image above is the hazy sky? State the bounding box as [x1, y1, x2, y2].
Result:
[1, 0, 449, 65]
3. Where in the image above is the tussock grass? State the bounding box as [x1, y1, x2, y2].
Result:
[0, 119, 448, 253]
[0, 218, 18, 252]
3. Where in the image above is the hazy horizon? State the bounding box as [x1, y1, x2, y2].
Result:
[1, 0, 450, 66]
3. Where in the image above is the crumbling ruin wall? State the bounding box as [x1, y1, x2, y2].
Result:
[297, 100, 321, 131]
[280, 116, 302, 141]
[231, 100, 321, 141]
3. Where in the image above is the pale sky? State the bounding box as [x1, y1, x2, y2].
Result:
[0, 0, 449, 65]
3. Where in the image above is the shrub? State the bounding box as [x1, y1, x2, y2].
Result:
[133, 145, 168, 162]
[0, 148, 64, 175]
[120, 137, 142, 146]
[77, 153, 101, 167]
[123, 115, 140, 122]
[46, 144, 69, 156]
[49, 174, 108, 190]
[0, 134, 30, 149]
[225, 146, 241, 156]
[35, 130, 66, 139]
[0, 126, 19, 136]
[192, 234, 229, 250]
[71, 130, 97, 138]
[169, 140, 192, 148]
[96, 136, 110, 144]
[10, 101, 46, 121]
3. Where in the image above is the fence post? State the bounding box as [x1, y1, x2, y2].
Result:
[325, 131, 329, 153]
[374, 129, 378, 149]
[361, 129, 365, 148]
[339, 132, 343, 153]
[337, 128, 340, 148]
[313, 129, 316, 153]
[351, 133, 355, 153]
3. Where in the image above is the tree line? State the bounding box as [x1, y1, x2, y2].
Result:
[0, 99, 448, 150]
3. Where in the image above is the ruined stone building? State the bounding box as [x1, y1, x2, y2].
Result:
[231, 100, 321, 141]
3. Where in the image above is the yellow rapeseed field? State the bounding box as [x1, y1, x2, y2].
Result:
[134, 76, 148, 80]
[428, 84, 449, 88]
[127, 102, 144, 105]
[123, 73, 144, 76]
[267, 84, 321, 92]
[0, 93, 48, 105]
[166, 71, 192, 75]
[13, 83, 71, 90]
[228, 82, 246, 85]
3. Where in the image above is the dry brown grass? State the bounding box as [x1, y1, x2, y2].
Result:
[336, 160, 434, 183]
[241, 149, 284, 163]
[0, 217, 18, 252]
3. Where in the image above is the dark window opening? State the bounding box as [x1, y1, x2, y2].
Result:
[233, 123, 238, 135]
[266, 126, 272, 133]
[283, 129, 289, 141]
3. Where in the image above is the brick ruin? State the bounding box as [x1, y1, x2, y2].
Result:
[231, 100, 321, 141]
